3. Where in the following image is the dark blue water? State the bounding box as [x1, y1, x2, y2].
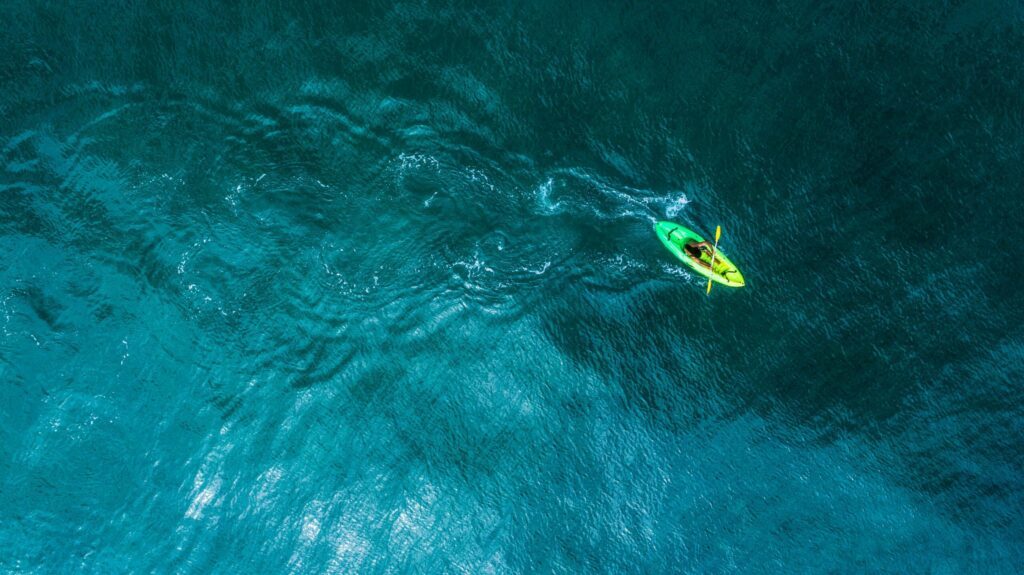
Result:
[2, 1, 1024, 572]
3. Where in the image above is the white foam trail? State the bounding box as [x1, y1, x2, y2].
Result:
[538, 168, 692, 222]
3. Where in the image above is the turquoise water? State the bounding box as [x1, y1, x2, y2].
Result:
[2, 1, 1024, 572]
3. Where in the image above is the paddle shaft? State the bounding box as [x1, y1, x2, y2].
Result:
[706, 226, 721, 295]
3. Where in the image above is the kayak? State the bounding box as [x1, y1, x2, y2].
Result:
[654, 221, 745, 287]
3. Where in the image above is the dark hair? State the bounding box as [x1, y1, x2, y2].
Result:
[684, 243, 701, 257]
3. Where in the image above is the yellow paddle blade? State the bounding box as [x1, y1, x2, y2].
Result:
[715, 225, 721, 241]
[706, 278, 713, 294]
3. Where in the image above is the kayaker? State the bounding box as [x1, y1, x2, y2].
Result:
[683, 240, 714, 262]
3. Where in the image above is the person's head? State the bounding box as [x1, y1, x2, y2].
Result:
[684, 243, 701, 257]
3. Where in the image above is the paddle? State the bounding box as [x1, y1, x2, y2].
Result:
[706, 225, 722, 295]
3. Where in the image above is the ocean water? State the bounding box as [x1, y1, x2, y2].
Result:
[2, 1, 1023, 573]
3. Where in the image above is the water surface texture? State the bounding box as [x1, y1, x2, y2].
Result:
[2, 1, 1023, 573]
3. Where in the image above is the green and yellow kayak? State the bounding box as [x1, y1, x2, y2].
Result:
[655, 221, 745, 287]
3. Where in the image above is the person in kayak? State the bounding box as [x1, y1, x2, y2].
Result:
[683, 240, 715, 268]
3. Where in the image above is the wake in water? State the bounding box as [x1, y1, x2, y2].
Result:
[532, 167, 693, 223]
[385, 146, 707, 301]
